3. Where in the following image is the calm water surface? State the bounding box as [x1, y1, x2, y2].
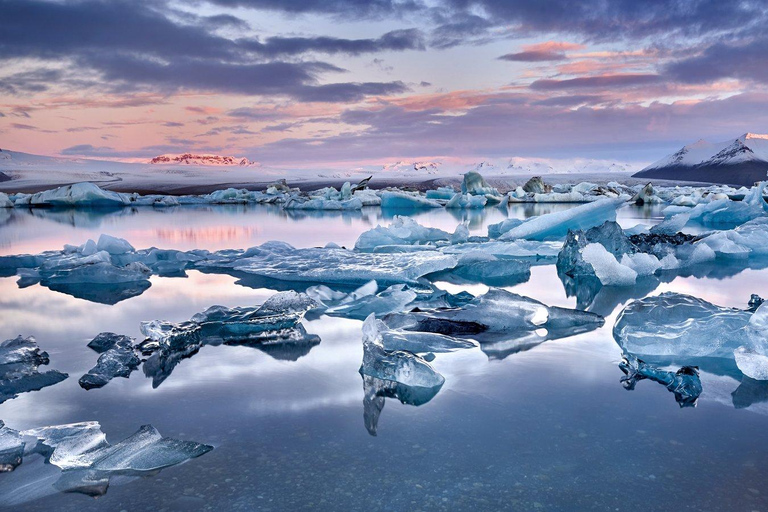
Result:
[1, 203, 767, 511]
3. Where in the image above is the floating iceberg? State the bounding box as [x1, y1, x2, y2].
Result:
[321, 282, 418, 320]
[614, 293, 768, 377]
[499, 198, 624, 241]
[630, 183, 662, 205]
[79, 334, 140, 390]
[0, 421, 24, 472]
[445, 193, 487, 209]
[619, 355, 702, 407]
[380, 191, 442, 209]
[355, 216, 452, 251]
[139, 291, 320, 386]
[284, 196, 363, 210]
[212, 241, 457, 286]
[15, 183, 131, 207]
[0, 336, 68, 403]
[383, 288, 604, 342]
[461, 171, 500, 201]
[428, 252, 532, 287]
[360, 314, 445, 390]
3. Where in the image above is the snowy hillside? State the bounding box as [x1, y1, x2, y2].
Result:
[150, 153, 252, 166]
[634, 133, 768, 185]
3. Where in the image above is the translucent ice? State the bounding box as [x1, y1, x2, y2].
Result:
[383, 288, 604, 340]
[0, 336, 68, 403]
[445, 193, 487, 209]
[324, 283, 418, 320]
[284, 197, 363, 210]
[214, 241, 457, 285]
[580, 243, 637, 286]
[360, 314, 446, 390]
[362, 374, 442, 436]
[613, 293, 768, 372]
[79, 334, 140, 390]
[499, 198, 624, 241]
[619, 355, 702, 407]
[19, 182, 131, 207]
[0, 421, 24, 472]
[461, 171, 500, 198]
[355, 216, 452, 251]
[380, 191, 442, 209]
[23, 422, 212, 473]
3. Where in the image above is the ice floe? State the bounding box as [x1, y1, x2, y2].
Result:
[0, 336, 67, 403]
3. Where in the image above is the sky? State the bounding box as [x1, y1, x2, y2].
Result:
[1, 0, 768, 167]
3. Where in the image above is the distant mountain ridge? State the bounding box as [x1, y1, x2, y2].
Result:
[633, 133, 768, 186]
[150, 153, 252, 166]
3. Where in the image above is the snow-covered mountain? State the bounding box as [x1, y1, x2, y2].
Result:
[150, 153, 252, 166]
[634, 133, 768, 185]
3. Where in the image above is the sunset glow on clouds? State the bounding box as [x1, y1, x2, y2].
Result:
[1, 0, 768, 166]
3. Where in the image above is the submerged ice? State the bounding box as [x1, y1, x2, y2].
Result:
[0, 421, 212, 505]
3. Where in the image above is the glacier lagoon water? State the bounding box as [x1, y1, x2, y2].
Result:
[2, 203, 768, 511]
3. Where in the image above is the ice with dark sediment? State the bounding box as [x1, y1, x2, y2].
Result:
[383, 288, 604, 341]
[614, 293, 768, 378]
[0, 336, 68, 403]
[619, 355, 702, 407]
[79, 334, 141, 390]
[360, 314, 446, 390]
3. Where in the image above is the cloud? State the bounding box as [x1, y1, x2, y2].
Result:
[499, 41, 584, 62]
[163, 121, 184, 127]
[0, 0, 417, 103]
[665, 36, 768, 85]
[10, 122, 56, 133]
[239, 29, 425, 58]
[499, 50, 568, 62]
[530, 74, 661, 90]
[442, 0, 765, 41]
[202, 0, 422, 18]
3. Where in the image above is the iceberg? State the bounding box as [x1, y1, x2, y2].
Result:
[0, 336, 68, 403]
[499, 198, 624, 241]
[323, 282, 418, 320]
[284, 197, 363, 210]
[139, 292, 320, 386]
[428, 252, 532, 287]
[16, 182, 131, 207]
[0, 421, 24, 472]
[383, 288, 604, 341]
[425, 187, 457, 200]
[445, 193, 486, 209]
[461, 171, 500, 199]
[630, 183, 662, 205]
[359, 314, 445, 390]
[79, 334, 140, 390]
[354, 216, 452, 251]
[213, 241, 457, 286]
[380, 191, 442, 209]
[619, 355, 702, 407]
[614, 293, 768, 377]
